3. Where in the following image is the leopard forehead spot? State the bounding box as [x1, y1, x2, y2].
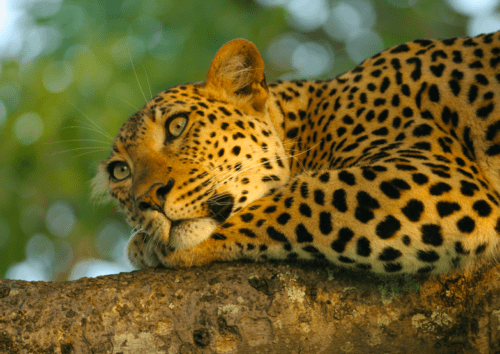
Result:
[99, 33, 500, 274]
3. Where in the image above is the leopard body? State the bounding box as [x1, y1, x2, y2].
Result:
[94, 32, 500, 274]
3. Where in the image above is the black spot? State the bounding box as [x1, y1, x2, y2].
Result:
[303, 245, 321, 254]
[401, 199, 424, 222]
[402, 235, 411, 246]
[412, 173, 428, 185]
[231, 146, 241, 156]
[313, 190, 325, 206]
[417, 266, 436, 274]
[403, 107, 414, 117]
[436, 202, 461, 217]
[406, 57, 422, 81]
[457, 216, 475, 233]
[338, 256, 356, 264]
[380, 178, 410, 199]
[460, 180, 479, 196]
[380, 77, 390, 93]
[468, 85, 478, 103]
[373, 127, 389, 136]
[286, 128, 299, 139]
[477, 103, 494, 119]
[239, 229, 257, 238]
[421, 224, 443, 246]
[391, 44, 410, 53]
[319, 212, 333, 235]
[396, 164, 417, 171]
[296, 224, 313, 243]
[277, 213, 291, 225]
[378, 247, 402, 261]
[332, 189, 348, 212]
[356, 237, 371, 257]
[475, 243, 487, 255]
[384, 263, 402, 272]
[473, 200, 492, 217]
[362, 168, 377, 180]
[430, 64, 445, 77]
[319, 172, 330, 182]
[338, 171, 356, 185]
[262, 175, 280, 182]
[300, 182, 309, 198]
[449, 80, 461, 96]
[355, 207, 375, 223]
[267, 227, 288, 243]
[428, 84, 440, 102]
[455, 241, 469, 255]
[430, 182, 451, 196]
[331, 227, 355, 253]
[299, 203, 312, 217]
[240, 213, 253, 222]
[212, 233, 226, 240]
[417, 250, 440, 263]
[263, 206, 277, 213]
[376, 215, 401, 239]
[357, 191, 380, 208]
[413, 124, 433, 137]
[377, 109, 389, 123]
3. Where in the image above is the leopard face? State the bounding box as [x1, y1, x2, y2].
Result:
[93, 41, 290, 266]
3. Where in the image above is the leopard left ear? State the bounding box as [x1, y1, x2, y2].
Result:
[205, 39, 268, 112]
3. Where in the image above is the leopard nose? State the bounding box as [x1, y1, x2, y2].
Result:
[136, 178, 175, 211]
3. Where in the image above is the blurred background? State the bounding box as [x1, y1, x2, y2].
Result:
[0, 0, 498, 281]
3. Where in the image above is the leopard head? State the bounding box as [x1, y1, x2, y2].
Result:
[93, 39, 290, 266]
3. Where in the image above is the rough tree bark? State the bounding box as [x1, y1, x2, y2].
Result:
[1, 262, 500, 353]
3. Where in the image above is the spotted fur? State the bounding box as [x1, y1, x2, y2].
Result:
[94, 33, 500, 274]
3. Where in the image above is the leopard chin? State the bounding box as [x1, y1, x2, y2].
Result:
[168, 217, 219, 250]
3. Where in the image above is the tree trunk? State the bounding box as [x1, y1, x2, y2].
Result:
[1, 262, 500, 353]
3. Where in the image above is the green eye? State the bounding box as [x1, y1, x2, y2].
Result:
[168, 115, 188, 137]
[110, 162, 130, 182]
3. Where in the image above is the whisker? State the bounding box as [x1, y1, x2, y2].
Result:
[127, 42, 148, 105]
[49, 147, 110, 158]
[44, 138, 110, 145]
[141, 62, 153, 100]
[61, 125, 114, 141]
[68, 102, 113, 141]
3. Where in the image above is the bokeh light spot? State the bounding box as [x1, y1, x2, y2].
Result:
[13, 112, 44, 145]
[292, 42, 333, 77]
[346, 29, 384, 63]
[286, 0, 329, 31]
[43, 61, 73, 93]
[0, 99, 6, 129]
[45, 201, 75, 238]
[446, 0, 499, 16]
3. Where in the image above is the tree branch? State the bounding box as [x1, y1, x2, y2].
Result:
[1, 262, 500, 353]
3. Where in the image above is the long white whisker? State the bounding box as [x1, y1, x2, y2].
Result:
[61, 125, 114, 141]
[127, 41, 148, 104]
[69, 102, 114, 141]
[141, 62, 153, 100]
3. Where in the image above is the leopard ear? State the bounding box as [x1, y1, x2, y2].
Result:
[205, 39, 268, 112]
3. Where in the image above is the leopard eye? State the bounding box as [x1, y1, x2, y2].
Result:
[168, 116, 188, 137]
[110, 162, 130, 182]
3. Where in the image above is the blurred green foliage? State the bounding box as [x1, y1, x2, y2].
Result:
[0, 0, 470, 280]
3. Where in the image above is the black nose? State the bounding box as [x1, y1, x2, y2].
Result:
[137, 178, 175, 211]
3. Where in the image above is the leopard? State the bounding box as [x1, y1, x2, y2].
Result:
[93, 31, 500, 274]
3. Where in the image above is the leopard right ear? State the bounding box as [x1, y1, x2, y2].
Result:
[205, 39, 268, 113]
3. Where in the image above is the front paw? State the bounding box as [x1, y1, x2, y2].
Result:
[127, 232, 163, 268]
